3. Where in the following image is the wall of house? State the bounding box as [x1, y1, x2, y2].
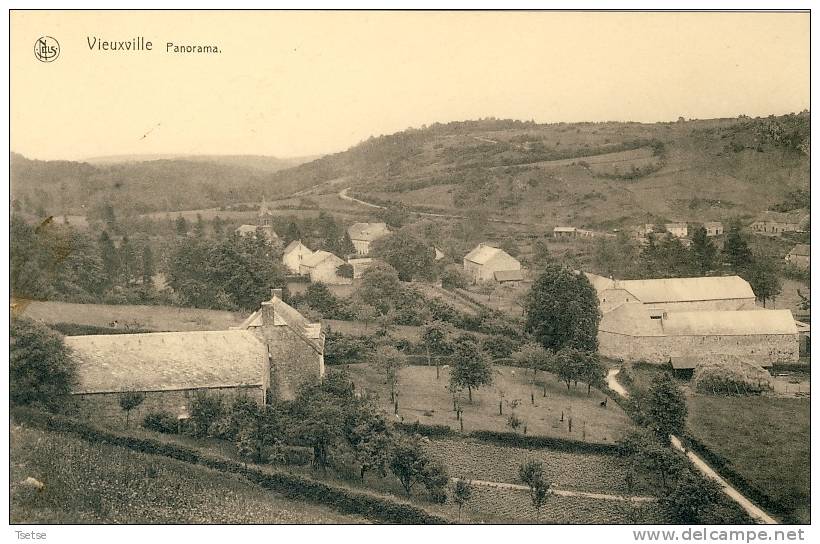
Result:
[463, 259, 481, 282]
[257, 304, 324, 402]
[283, 248, 311, 274]
[66, 385, 265, 429]
[598, 331, 799, 365]
[352, 240, 370, 255]
[310, 261, 352, 285]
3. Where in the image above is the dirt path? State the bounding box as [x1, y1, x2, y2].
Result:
[451, 478, 656, 503]
[606, 369, 778, 524]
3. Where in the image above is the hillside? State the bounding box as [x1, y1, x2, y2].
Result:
[84, 153, 318, 172]
[269, 114, 810, 229]
[9, 153, 324, 217]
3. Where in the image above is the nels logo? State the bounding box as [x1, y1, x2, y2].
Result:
[34, 36, 60, 62]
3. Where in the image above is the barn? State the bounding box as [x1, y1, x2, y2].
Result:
[463, 243, 521, 283]
[65, 290, 325, 427]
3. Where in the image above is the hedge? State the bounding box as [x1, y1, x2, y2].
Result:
[468, 430, 620, 455]
[395, 421, 456, 438]
[12, 408, 449, 525]
[681, 434, 791, 523]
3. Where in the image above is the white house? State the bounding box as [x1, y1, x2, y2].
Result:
[282, 240, 314, 275]
[347, 222, 390, 255]
[463, 243, 521, 283]
[300, 251, 351, 285]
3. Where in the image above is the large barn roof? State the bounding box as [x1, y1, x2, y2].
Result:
[662, 309, 797, 336]
[609, 276, 755, 303]
[464, 243, 516, 265]
[66, 330, 267, 394]
[301, 250, 342, 268]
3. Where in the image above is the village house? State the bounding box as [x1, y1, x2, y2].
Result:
[584, 272, 799, 365]
[348, 257, 376, 279]
[282, 240, 314, 275]
[750, 210, 809, 235]
[702, 221, 724, 237]
[786, 244, 810, 269]
[235, 199, 279, 243]
[463, 243, 521, 283]
[347, 222, 390, 255]
[643, 223, 688, 239]
[299, 250, 351, 285]
[64, 290, 325, 427]
[553, 226, 577, 238]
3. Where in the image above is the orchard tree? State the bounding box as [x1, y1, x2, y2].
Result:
[358, 262, 402, 314]
[372, 345, 405, 403]
[119, 390, 146, 427]
[10, 317, 76, 408]
[524, 264, 600, 352]
[578, 351, 606, 395]
[371, 230, 435, 281]
[646, 372, 688, 442]
[450, 336, 493, 402]
[452, 479, 473, 522]
[345, 409, 394, 481]
[551, 347, 586, 391]
[618, 429, 685, 490]
[421, 320, 452, 379]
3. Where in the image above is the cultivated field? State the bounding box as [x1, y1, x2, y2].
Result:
[15, 300, 246, 332]
[10, 424, 367, 524]
[348, 364, 633, 444]
[686, 396, 811, 524]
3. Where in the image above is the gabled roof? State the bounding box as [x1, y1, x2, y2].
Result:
[607, 276, 755, 303]
[662, 309, 797, 336]
[464, 243, 518, 266]
[494, 269, 524, 282]
[598, 303, 665, 337]
[702, 221, 723, 228]
[347, 222, 390, 241]
[554, 226, 576, 233]
[66, 330, 267, 394]
[283, 240, 311, 255]
[235, 224, 258, 234]
[301, 250, 343, 268]
[789, 244, 810, 257]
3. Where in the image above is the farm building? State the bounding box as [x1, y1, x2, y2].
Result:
[282, 240, 314, 274]
[597, 305, 799, 365]
[642, 223, 688, 239]
[347, 222, 390, 255]
[494, 269, 524, 286]
[65, 291, 325, 427]
[348, 257, 376, 279]
[585, 273, 757, 314]
[235, 199, 279, 242]
[786, 244, 810, 269]
[702, 221, 724, 237]
[299, 250, 351, 285]
[553, 226, 577, 238]
[463, 243, 522, 283]
[750, 210, 809, 235]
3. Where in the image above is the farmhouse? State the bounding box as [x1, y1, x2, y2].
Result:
[585, 273, 757, 314]
[282, 240, 314, 274]
[299, 250, 351, 285]
[235, 199, 279, 242]
[347, 222, 390, 255]
[65, 290, 325, 427]
[786, 244, 810, 269]
[463, 243, 522, 283]
[750, 210, 809, 235]
[598, 304, 798, 365]
[702, 221, 724, 237]
[643, 223, 688, 239]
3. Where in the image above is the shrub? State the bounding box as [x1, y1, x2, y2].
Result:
[395, 421, 456, 437]
[188, 392, 225, 438]
[10, 317, 76, 409]
[142, 410, 178, 434]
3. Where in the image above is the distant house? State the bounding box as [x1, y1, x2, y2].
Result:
[236, 198, 279, 242]
[702, 222, 724, 237]
[65, 290, 324, 427]
[494, 269, 524, 286]
[300, 250, 351, 285]
[347, 222, 390, 255]
[553, 226, 576, 238]
[463, 243, 521, 283]
[348, 257, 376, 279]
[282, 240, 314, 275]
[643, 223, 688, 239]
[786, 244, 810, 269]
[434, 247, 446, 261]
[750, 211, 809, 235]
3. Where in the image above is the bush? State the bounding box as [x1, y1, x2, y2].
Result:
[395, 421, 456, 437]
[469, 430, 620, 455]
[142, 410, 178, 434]
[188, 392, 225, 438]
[10, 317, 76, 409]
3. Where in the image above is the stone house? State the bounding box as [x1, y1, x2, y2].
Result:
[750, 211, 809, 235]
[702, 221, 724, 237]
[348, 257, 376, 279]
[65, 291, 324, 427]
[299, 250, 351, 285]
[553, 226, 576, 238]
[786, 244, 810, 269]
[282, 240, 314, 274]
[347, 222, 390, 256]
[236, 199, 279, 243]
[463, 243, 521, 283]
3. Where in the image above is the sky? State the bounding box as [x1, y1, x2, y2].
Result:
[10, 10, 810, 161]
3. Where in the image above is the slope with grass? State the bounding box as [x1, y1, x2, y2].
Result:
[10, 423, 367, 524]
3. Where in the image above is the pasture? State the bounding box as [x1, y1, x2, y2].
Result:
[348, 364, 632, 444]
[15, 300, 245, 332]
[686, 396, 811, 524]
[10, 424, 367, 524]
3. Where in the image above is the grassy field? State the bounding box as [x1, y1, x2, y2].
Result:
[15, 300, 245, 332]
[686, 396, 811, 524]
[10, 423, 367, 524]
[348, 363, 633, 444]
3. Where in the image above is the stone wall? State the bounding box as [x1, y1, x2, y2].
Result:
[599, 331, 799, 365]
[66, 385, 265, 429]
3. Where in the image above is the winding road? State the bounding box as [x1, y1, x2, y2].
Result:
[606, 369, 778, 524]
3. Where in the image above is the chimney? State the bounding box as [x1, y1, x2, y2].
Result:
[271, 288, 283, 300]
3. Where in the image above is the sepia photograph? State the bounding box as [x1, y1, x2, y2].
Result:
[5, 6, 813, 534]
